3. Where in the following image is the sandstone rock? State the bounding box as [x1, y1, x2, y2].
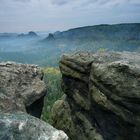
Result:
[51, 96, 77, 139]
[0, 62, 68, 140]
[0, 112, 68, 140]
[0, 61, 46, 117]
[52, 52, 140, 140]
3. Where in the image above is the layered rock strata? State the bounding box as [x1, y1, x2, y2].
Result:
[51, 52, 140, 140]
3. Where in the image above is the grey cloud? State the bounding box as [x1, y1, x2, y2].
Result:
[51, 0, 69, 5]
[83, 0, 111, 5]
[0, 0, 139, 32]
[82, 0, 140, 6]
[12, 0, 31, 2]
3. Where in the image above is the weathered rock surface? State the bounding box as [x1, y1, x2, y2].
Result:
[0, 112, 68, 140]
[0, 62, 68, 140]
[51, 52, 140, 140]
[0, 62, 46, 117]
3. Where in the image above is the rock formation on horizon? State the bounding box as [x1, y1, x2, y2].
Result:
[51, 51, 140, 140]
[45, 33, 55, 40]
[0, 62, 68, 140]
[18, 31, 38, 38]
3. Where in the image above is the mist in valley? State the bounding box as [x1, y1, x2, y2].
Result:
[0, 24, 140, 67]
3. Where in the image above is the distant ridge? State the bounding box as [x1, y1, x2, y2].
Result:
[42, 23, 140, 41]
[0, 31, 39, 39]
[64, 23, 140, 32]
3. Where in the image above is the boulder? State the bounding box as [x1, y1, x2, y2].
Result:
[0, 62, 46, 117]
[51, 52, 140, 140]
[0, 62, 68, 140]
[0, 112, 68, 140]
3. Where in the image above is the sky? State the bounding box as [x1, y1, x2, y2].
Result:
[0, 0, 140, 32]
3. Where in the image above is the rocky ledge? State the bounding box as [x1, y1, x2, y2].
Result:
[0, 62, 68, 140]
[51, 52, 140, 140]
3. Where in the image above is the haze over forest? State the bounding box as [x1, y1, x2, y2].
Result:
[0, 0, 140, 66]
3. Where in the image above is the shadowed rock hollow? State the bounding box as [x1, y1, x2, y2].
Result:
[0, 62, 68, 140]
[51, 52, 140, 140]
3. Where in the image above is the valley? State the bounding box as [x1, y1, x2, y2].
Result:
[0, 23, 140, 67]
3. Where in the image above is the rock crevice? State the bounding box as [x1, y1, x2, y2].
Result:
[0, 62, 68, 140]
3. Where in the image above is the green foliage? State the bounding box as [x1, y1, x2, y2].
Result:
[98, 48, 106, 56]
[41, 67, 64, 122]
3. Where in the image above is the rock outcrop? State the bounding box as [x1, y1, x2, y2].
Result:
[46, 33, 55, 40]
[18, 31, 38, 38]
[0, 62, 68, 140]
[0, 62, 46, 117]
[51, 52, 140, 140]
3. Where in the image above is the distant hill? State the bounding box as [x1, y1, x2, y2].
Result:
[18, 31, 38, 38]
[43, 23, 140, 41]
[0, 33, 18, 39]
[41, 23, 140, 52]
[0, 31, 39, 39]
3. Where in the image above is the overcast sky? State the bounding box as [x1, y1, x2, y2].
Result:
[0, 0, 140, 32]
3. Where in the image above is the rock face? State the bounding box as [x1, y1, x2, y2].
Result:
[0, 62, 68, 140]
[0, 62, 46, 117]
[51, 52, 140, 140]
